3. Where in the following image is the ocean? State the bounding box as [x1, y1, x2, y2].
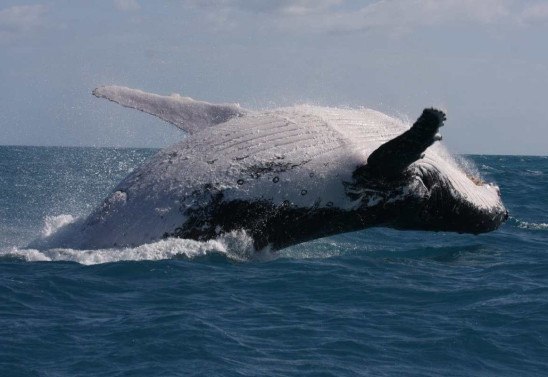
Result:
[0, 146, 546, 376]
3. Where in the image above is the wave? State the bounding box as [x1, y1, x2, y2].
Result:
[516, 221, 548, 230]
[0, 230, 272, 265]
[508, 217, 548, 231]
[523, 169, 543, 176]
[0, 213, 275, 265]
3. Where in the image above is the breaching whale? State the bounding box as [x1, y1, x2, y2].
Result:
[40, 86, 508, 251]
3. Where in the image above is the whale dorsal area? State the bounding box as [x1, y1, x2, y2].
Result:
[92, 85, 246, 134]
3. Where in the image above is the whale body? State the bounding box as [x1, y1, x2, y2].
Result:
[40, 86, 508, 250]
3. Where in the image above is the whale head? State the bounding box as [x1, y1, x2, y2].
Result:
[394, 155, 508, 234]
[350, 108, 507, 235]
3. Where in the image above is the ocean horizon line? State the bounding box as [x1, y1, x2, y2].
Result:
[1, 143, 546, 158]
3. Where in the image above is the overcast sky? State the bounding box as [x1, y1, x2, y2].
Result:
[1, 0, 547, 155]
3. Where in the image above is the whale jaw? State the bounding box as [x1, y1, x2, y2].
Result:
[415, 189, 508, 235]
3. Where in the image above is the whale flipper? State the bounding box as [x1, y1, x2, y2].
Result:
[365, 108, 446, 178]
[92, 85, 246, 134]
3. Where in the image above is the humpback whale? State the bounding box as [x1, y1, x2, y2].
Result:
[41, 86, 508, 251]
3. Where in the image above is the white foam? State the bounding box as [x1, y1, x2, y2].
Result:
[41, 214, 77, 237]
[516, 221, 548, 230]
[2, 230, 268, 265]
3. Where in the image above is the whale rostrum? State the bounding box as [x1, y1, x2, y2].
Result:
[39, 86, 508, 250]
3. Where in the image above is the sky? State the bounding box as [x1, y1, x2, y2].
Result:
[0, 0, 547, 155]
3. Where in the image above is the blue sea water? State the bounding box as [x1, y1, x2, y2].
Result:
[0, 146, 547, 376]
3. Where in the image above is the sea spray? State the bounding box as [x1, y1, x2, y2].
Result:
[2, 225, 263, 265]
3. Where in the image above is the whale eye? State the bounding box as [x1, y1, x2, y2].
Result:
[309, 172, 315, 178]
[237, 179, 245, 185]
[273, 176, 279, 183]
[326, 201, 333, 207]
[301, 189, 308, 196]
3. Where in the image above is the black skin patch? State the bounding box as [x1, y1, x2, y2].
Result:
[163, 164, 505, 250]
[166, 193, 422, 250]
[163, 171, 425, 250]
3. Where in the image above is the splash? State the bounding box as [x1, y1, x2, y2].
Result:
[0, 213, 274, 265]
[0, 230, 267, 265]
[41, 214, 77, 237]
[450, 153, 485, 185]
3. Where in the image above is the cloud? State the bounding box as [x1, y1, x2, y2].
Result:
[181, 0, 548, 36]
[363, 0, 510, 26]
[185, 0, 342, 16]
[0, 4, 47, 41]
[183, 0, 513, 34]
[114, 0, 141, 12]
[520, 2, 548, 24]
[244, 0, 343, 16]
[284, 0, 511, 34]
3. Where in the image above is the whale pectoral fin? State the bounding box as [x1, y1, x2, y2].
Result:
[92, 85, 246, 134]
[366, 108, 446, 178]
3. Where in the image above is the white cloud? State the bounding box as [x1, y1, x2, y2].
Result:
[253, 0, 343, 16]
[185, 0, 342, 16]
[520, 2, 548, 24]
[114, 0, 141, 12]
[182, 0, 548, 35]
[0, 4, 47, 40]
[189, 0, 515, 34]
[283, 0, 511, 34]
